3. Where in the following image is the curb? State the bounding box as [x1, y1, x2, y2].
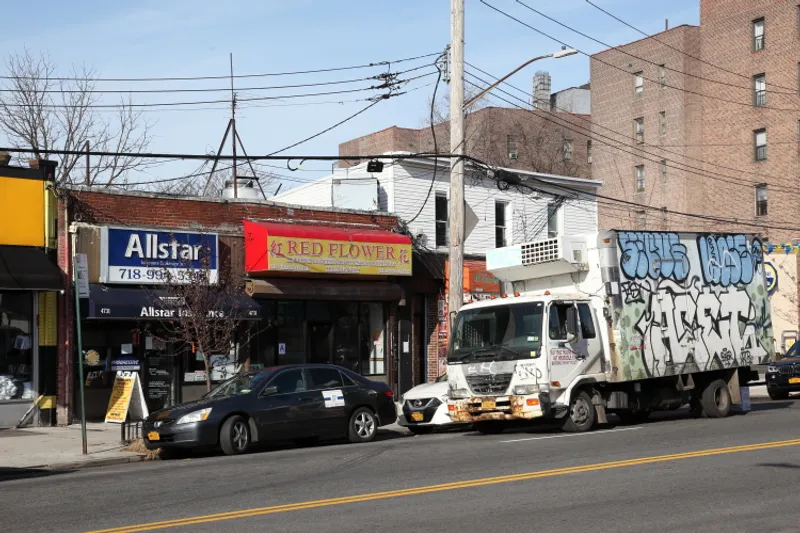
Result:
[26, 453, 147, 473]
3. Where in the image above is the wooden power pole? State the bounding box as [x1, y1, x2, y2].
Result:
[448, 0, 466, 319]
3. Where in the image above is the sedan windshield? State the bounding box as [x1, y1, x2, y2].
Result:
[448, 302, 544, 363]
[204, 372, 272, 398]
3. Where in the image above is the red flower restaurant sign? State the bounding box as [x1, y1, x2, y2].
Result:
[244, 220, 412, 276]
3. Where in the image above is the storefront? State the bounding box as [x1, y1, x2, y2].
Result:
[243, 220, 412, 388]
[73, 225, 261, 421]
[0, 161, 62, 427]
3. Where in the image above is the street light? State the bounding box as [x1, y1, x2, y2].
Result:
[464, 47, 578, 107]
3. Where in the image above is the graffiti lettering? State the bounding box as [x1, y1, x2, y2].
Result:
[618, 232, 689, 281]
[697, 234, 763, 287]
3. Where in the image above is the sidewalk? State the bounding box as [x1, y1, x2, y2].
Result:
[0, 423, 145, 471]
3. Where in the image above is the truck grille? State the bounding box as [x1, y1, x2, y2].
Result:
[466, 374, 512, 395]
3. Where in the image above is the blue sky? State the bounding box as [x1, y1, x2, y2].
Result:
[0, 0, 699, 190]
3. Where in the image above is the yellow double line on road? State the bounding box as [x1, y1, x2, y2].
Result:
[87, 438, 800, 533]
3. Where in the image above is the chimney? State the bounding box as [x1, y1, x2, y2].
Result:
[532, 70, 551, 111]
[665, 18, 669, 30]
[29, 158, 58, 180]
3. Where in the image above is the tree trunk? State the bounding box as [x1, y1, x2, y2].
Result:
[202, 352, 212, 392]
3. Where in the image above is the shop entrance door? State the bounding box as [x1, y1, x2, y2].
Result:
[308, 323, 332, 365]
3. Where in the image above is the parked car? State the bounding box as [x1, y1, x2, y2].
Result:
[142, 364, 397, 456]
[397, 374, 468, 434]
[766, 343, 800, 400]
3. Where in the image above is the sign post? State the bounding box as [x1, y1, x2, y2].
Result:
[73, 252, 89, 455]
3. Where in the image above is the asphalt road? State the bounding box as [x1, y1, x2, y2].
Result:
[4, 400, 800, 533]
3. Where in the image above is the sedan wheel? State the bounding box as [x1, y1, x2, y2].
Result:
[220, 415, 251, 455]
[349, 407, 377, 443]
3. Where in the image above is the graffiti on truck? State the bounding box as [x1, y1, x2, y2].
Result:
[616, 232, 773, 380]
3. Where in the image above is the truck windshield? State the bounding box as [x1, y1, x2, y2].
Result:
[448, 302, 544, 363]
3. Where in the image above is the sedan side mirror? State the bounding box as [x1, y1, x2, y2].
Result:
[260, 385, 278, 397]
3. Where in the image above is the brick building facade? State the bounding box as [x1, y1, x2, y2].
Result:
[339, 107, 593, 179]
[591, 0, 800, 242]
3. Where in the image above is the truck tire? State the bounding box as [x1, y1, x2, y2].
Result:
[474, 421, 506, 435]
[561, 391, 596, 433]
[700, 379, 732, 418]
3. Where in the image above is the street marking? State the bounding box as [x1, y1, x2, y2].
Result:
[500, 426, 643, 443]
[84, 438, 800, 533]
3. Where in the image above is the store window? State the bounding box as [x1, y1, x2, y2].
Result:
[0, 292, 33, 402]
[362, 303, 385, 375]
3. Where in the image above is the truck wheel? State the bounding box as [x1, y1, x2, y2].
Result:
[768, 389, 789, 401]
[561, 391, 596, 433]
[474, 421, 506, 435]
[700, 379, 732, 418]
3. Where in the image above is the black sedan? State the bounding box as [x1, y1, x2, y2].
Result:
[143, 364, 397, 455]
[766, 344, 800, 400]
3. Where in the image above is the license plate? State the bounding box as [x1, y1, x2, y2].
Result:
[481, 400, 496, 410]
[790, 378, 800, 384]
[411, 413, 424, 422]
[147, 431, 160, 441]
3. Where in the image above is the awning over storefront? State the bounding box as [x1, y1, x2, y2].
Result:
[246, 278, 403, 301]
[244, 220, 412, 277]
[84, 284, 261, 320]
[0, 245, 63, 291]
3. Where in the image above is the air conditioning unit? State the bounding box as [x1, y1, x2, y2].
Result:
[487, 235, 589, 282]
[508, 152, 518, 160]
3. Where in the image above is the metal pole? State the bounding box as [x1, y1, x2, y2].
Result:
[448, 0, 465, 320]
[84, 141, 90, 186]
[230, 53, 238, 198]
[72, 244, 87, 455]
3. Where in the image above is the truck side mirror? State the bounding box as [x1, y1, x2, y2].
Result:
[566, 307, 579, 343]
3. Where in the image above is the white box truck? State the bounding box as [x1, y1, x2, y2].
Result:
[446, 231, 774, 433]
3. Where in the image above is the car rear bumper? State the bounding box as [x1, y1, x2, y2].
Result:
[377, 402, 397, 427]
[142, 420, 219, 450]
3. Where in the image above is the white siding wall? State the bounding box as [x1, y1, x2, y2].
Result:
[270, 177, 334, 207]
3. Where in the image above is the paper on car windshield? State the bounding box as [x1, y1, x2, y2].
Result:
[323, 389, 345, 408]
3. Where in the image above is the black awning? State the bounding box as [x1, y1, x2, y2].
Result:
[246, 278, 403, 301]
[0, 245, 63, 291]
[85, 284, 261, 320]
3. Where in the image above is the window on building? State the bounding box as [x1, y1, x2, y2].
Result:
[635, 165, 645, 192]
[587, 140, 592, 164]
[659, 64, 666, 88]
[563, 139, 573, 161]
[754, 128, 767, 161]
[547, 203, 560, 238]
[636, 210, 647, 230]
[756, 184, 768, 216]
[659, 111, 666, 135]
[634, 117, 645, 144]
[435, 193, 448, 247]
[661, 159, 668, 182]
[495, 201, 509, 248]
[507, 135, 519, 160]
[634, 71, 644, 97]
[753, 18, 765, 51]
[753, 74, 766, 107]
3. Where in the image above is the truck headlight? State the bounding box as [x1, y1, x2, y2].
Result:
[449, 388, 469, 399]
[514, 385, 539, 395]
[767, 365, 779, 374]
[176, 407, 212, 425]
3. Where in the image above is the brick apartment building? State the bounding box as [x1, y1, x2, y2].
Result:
[338, 106, 593, 179]
[591, 0, 800, 241]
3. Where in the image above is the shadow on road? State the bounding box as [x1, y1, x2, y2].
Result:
[758, 462, 800, 469]
[0, 467, 74, 482]
[749, 401, 794, 412]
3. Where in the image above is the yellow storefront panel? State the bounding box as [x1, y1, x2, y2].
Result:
[0, 176, 45, 247]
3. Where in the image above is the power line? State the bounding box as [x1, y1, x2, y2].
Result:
[583, 0, 800, 96]
[0, 52, 443, 83]
[480, 1, 800, 112]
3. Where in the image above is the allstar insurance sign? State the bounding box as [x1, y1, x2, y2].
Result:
[99, 226, 219, 284]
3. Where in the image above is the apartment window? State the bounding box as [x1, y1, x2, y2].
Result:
[756, 184, 768, 216]
[754, 128, 767, 161]
[659, 111, 666, 136]
[507, 135, 519, 160]
[636, 211, 647, 230]
[660, 159, 668, 182]
[659, 64, 666, 88]
[634, 117, 645, 144]
[547, 203, 560, 238]
[563, 139, 573, 161]
[635, 165, 645, 192]
[435, 193, 448, 247]
[753, 18, 765, 51]
[587, 140, 593, 164]
[495, 201, 509, 248]
[634, 71, 644, 97]
[753, 74, 766, 107]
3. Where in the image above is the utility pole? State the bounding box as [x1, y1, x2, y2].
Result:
[448, 0, 465, 320]
[230, 53, 238, 199]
